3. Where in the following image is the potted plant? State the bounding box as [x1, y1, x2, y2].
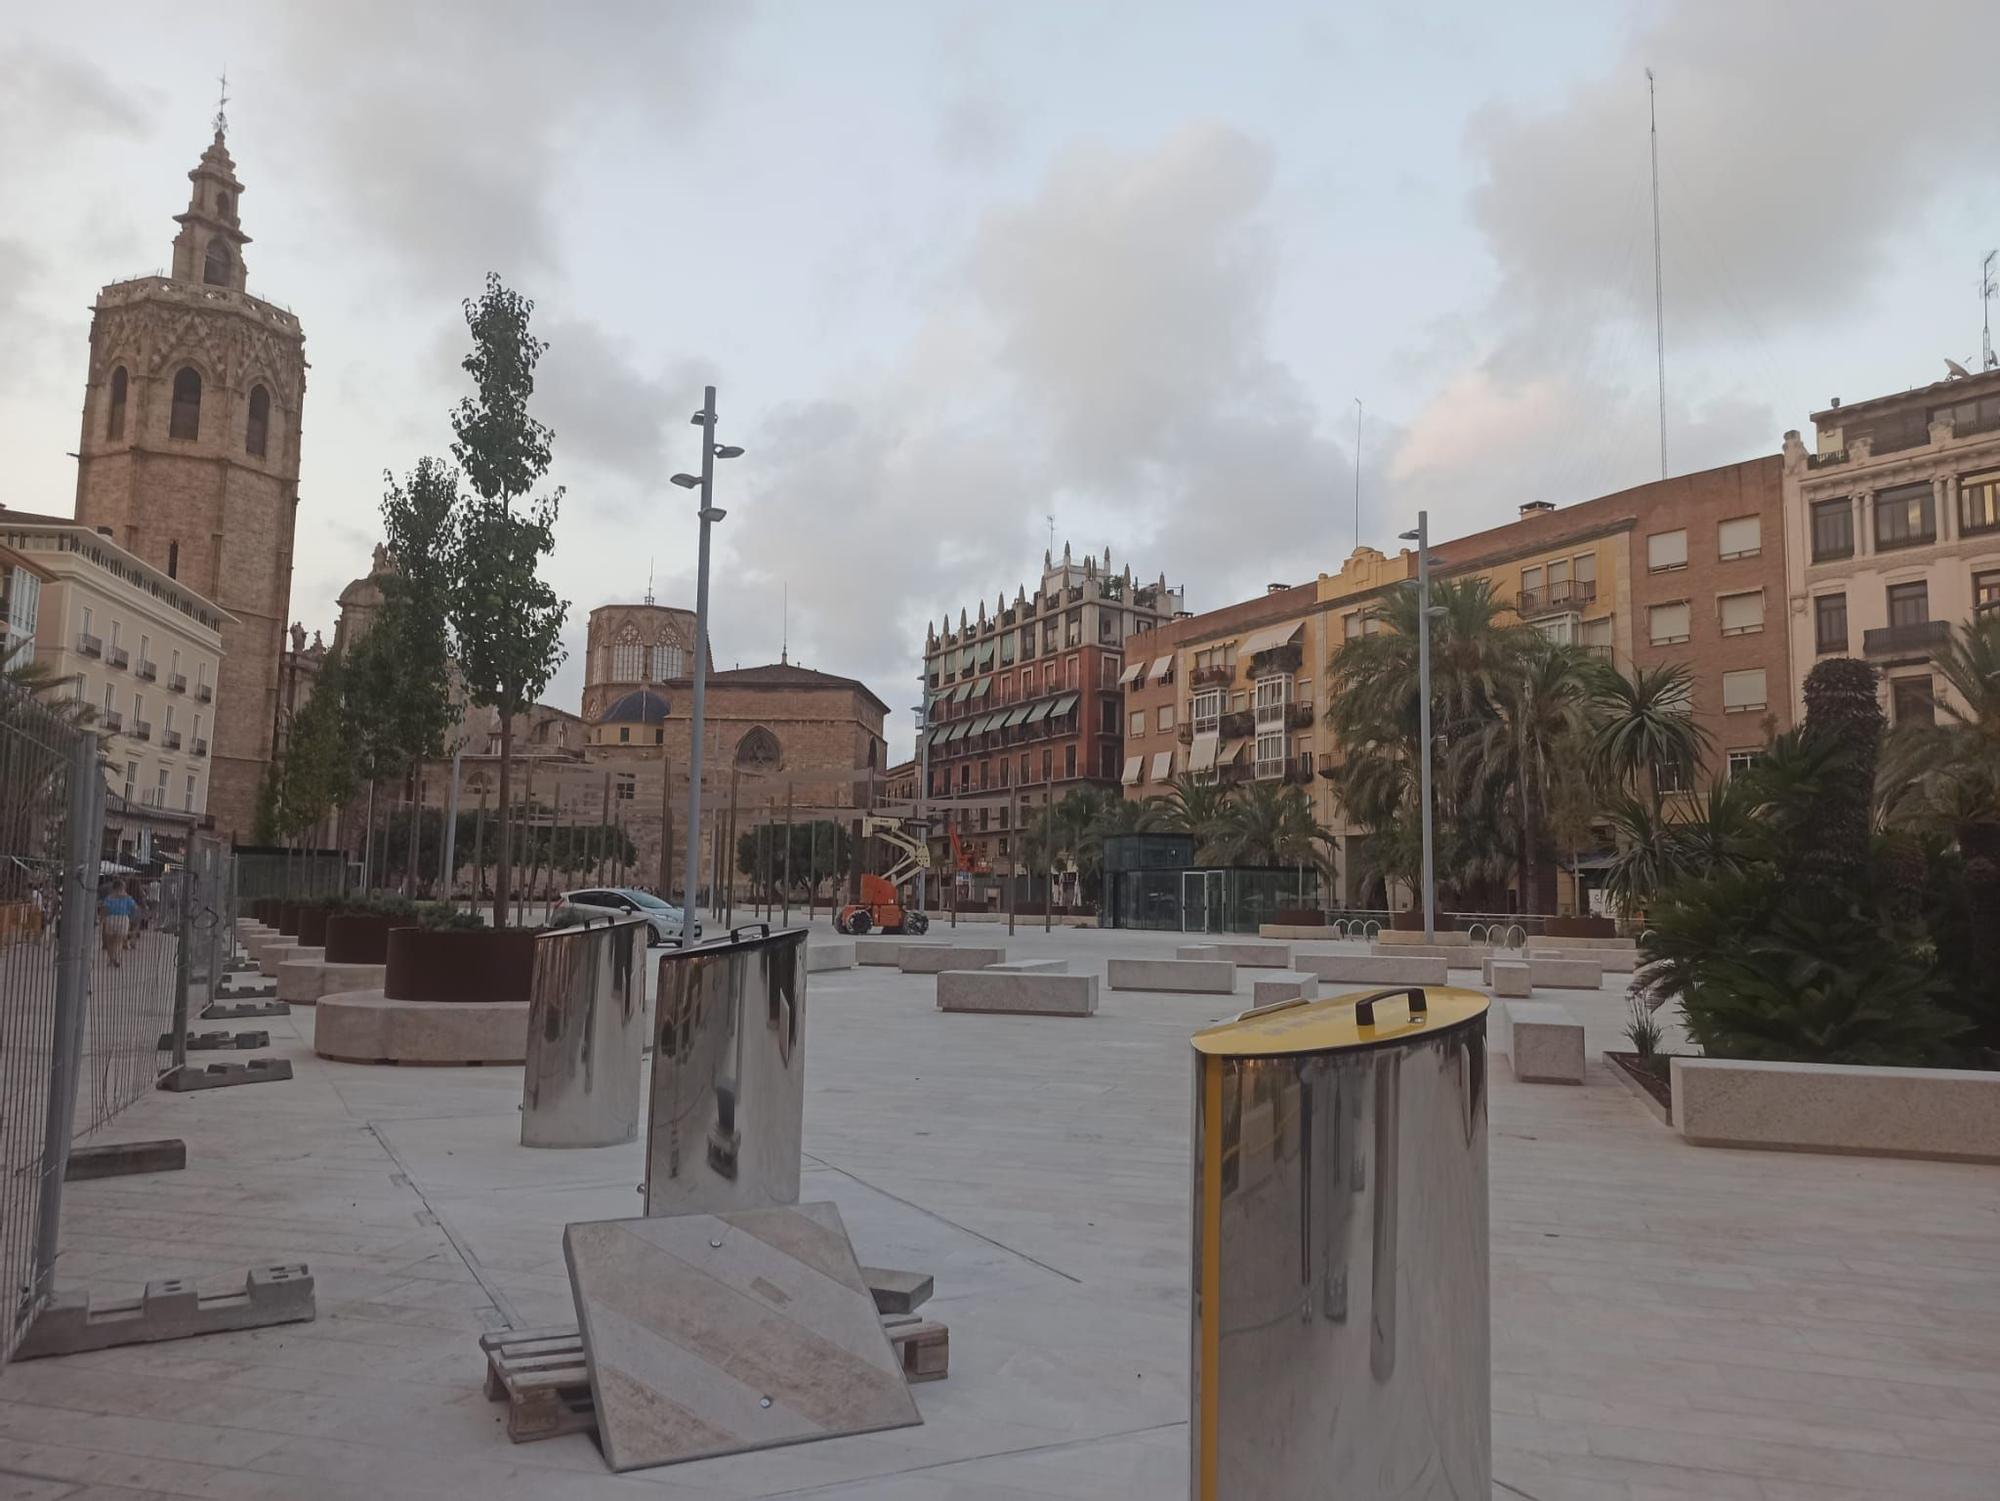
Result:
[384, 906, 536, 1005]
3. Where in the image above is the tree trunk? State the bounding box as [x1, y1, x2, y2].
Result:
[494, 710, 514, 928]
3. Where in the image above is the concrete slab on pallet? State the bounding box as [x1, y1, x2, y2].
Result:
[13, 1265, 313, 1359]
[564, 1205, 920, 1472]
[1105, 958, 1235, 994]
[936, 969, 1097, 1017]
[159, 1059, 295, 1092]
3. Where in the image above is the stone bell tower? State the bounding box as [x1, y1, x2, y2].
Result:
[72, 110, 307, 844]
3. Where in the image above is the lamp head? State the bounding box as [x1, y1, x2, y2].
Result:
[699, 507, 728, 523]
[1398, 528, 1419, 542]
[713, 444, 744, 460]
[671, 474, 700, 489]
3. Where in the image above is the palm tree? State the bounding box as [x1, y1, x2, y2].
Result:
[1589, 662, 1710, 811]
[1211, 781, 1327, 868]
[1154, 774, 1233, 862]
[1880, 615, 2000, 839]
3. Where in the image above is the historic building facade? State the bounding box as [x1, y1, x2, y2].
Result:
[69, 125, 305, 843]
[1782, 367, 2000, 726]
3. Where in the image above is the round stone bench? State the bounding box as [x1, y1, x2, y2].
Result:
[312, 989, 528, 1066]
[277, 959, 388, 1005]
[260, 943, 324, 978]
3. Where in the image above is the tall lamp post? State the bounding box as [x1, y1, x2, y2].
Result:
[1398, 511, 1438, 943]
[912, 686, 930, 915]
[672, 385, 743, 947]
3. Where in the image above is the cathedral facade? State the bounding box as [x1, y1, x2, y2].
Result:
[71, 125, 305, 842]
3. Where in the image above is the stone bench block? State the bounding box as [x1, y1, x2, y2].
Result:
[1485, 955, 1602, 989]
[1488, 960, 1532, 998]
[856, 937, 941, 966]
[1176, 941, 1293, 967]
[806, 942, 856, 972]
[1671, 1057, 2000, 1163]
[899, 944, 1008, 974]
[991, 959, 1068, 973]
[1296, 953, 1450, 987]
[1375, 928, 1471, 945]
[1530, 946, 1635, 973]
[937, 969, 1097, 1017]
[1105, 958, 1236, 994]
[314, 989, 528, 1066]
[1504, 1001, 1585, 1083]
[1257, 924, 1331, 939]
[259, 942, 324, 978]
[1372, 942, 1491, 968]
[1251, 973, 1318, 1006]
[277, 959, 388, 1004]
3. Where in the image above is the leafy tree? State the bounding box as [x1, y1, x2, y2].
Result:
[447, 273, 570, 927]
[1154, 774, 1231, 861]
[1211, 781, 1325, 867]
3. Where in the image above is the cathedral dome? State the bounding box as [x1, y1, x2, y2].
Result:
[600, 688, 671, 724]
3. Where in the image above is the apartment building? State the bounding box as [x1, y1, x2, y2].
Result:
[2, 541, 48, 670]
[1782, 367, 2000, 726]
[2, 509, 230, 863]
[920, 545, 1183, 883]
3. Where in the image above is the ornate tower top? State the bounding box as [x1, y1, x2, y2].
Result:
[170, 116, 250, 292]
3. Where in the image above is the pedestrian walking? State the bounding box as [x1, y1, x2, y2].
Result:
[100, 879, 136, 967]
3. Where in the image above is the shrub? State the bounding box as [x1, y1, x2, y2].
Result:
[414, 901, 486, 932]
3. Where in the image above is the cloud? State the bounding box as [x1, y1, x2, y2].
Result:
[0, 42, 151, 152]
[937, 95, 1016, 171]
[532, 319, 709, 499]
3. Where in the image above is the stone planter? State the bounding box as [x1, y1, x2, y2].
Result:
[324, 912, 403, 965]
[295, 906, 331, 947]
[1671, 1056, 2000, 1163]
[1545, 914, 1617, 939]
[384, 926, 539, 1005]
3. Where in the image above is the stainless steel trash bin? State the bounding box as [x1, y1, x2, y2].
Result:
[1190, 985, 1490, 1500]
[521, 917, 649, 1148]
[645, 924, 806, 1216]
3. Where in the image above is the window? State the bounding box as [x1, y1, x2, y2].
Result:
[81, 606, 92, 638]
[1874, 483, 1936, 550]
[1065, 609, 1082, 647]
[102, 682, 114, 714]
[1191, 690, 1222, 731]
[164, 706, 175, 734]
[999, 757, 1010, 787]
[1343, 612, 1363, 640]
[1100, 745, 1118, 779]
[138, 634, 149, 668]
[246, 385, 270, 458]
[1717, 591, 1764, 636]
[1721, 668, 1767, 713]
[166, 540, 178, 579]
[1932, 392, 2000, 438]
[618, 726, 629, 743]
[1100, 656, 1120, 689]
[611, 643, 643, 680]
[1717, 515, 1761, 559]
[616, 775, 635, 800]
[1648, 602, 1691, 645]
[1019, 625, 1035, 660]
[1064, 745, 1077, 779]
[1520, 564, 1543, 603]
[1654, 759, 1689, 795]
[1726, 750, 1765, 779]
[1961, 472, 2000, 536]
[1580, 615, 1613, 657]
[1575, 552, 1596, 585]
[1255, 730, 1286, 770]
[1066, 655, 1080, 688]
[155, 768, 169, 803]
[1892, 677, 1936, 726]
[202, 240, 230, 285]
[170, 649, 180, 679]
[1099, 699, 1118, 734]
[216, 190, 231, 218]
[1129, 709, 1147, 737]
[1975, 570, 2000, 615]
[106, 367, 127, 440]
[1646, 529, 1688, 571]
[123, 761, 136, 801]
[193, 714, 202, 746]
[1041, 748, 1053, 781]
[1253, 675, 1290, 715]
[169, 368, 201, 440]
[1814, 593, 1848, 654]
[1159, 703, 1176, 731]
[1886, 580, 1929, 629]
[1020, 752, 1031, 784]
[132, 692, 144, 726]
[184, 774, 197, 812]
[196, 664, 208, 696]
[650, 643, 683, 679]
[1810, 497, 1854, 561]
[1547, 557, 1570, 591]
[110, 621, 121, 650]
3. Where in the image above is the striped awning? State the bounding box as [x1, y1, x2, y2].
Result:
[1024, 698, 1056, 724]
[1241, 620, 1304, 657]
[1116, 659, 1146, 686]
[1146, 656, 1175, 685]
[1048, 691, 1079, 718]
[952, 682, 973, 702]
[970, 677, 990, 699]
[1003, 704, 1032, 727]
[946, 720, 969, 742]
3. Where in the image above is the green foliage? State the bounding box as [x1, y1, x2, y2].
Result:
[1209, 781, 1326, 868]
[736, 821, 855, 896]
[414, 901, 486, 931]
[1587, 661, 1709, 812]
[1623, 992, 1662, 1059]
[1154, 775, 1232, 862]
[1797, 657, 1883, 901]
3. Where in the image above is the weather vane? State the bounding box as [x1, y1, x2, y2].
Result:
[213, 67, 230, 138]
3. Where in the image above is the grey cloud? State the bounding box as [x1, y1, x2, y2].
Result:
[0, 42, 151, 150]
[937, 95, 1016, 171]
[533, 321, 714, 500]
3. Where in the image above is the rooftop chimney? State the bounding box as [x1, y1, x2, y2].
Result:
[1830, 397, 1841, 409]
[1518, 501, 1556, 518]
[1266, 583, 1288, 594]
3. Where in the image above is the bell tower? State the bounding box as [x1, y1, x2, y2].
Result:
[72, 112, 307, 844]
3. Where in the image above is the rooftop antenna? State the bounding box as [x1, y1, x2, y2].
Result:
[1647, 67, 1667, 479]
[643, 558, 655, 606]
[1046, 513, 1056, 557]
[781, 581, 789, 665]
[1351, 397, 1363, 553]
[1983, 249, 1997, 371]
[214, 67, 230, 138]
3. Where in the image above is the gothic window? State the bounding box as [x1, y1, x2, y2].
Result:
[735, 727, 782, 772]
[216, 190, 232, 218]
[246, 385, 269, 458]
[203, 239, 230, 286]
[612, 643, 644, 680]
[106, 367, 127, 440]
[169, 368, 201, 440]
[650, 643, 684, 679]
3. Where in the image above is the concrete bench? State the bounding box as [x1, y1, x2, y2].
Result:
[1251, 973, 1318, 1006]
[1485, 955, 1602, 990]
[276, 959, 387, 1005]
[856, 938, 941, 966]
[1488, 959, 1532, 997]
[990, 959, 1069, 973]
[1371, 942, 1490, 968]
[1296, 952, 1449, 987]
[1375, 928, 1471, 946]
[1177, 941, 1293, 967]
[899, 944, 1007, 974]
[1530, 946, 1635, 973]
[259, 943, 324, 978]
[1504, 1001, 1585, 1083]
[1671, 1057, 2000, 1163]
[937, 969, 1097, 1017]
[806, 941, 856, 973]
[1105, 958, 1236, 994]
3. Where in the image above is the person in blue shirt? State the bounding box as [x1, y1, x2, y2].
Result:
[100, 880, 138, 968]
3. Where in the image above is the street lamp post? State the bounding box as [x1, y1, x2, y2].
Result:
[672, 385, 743, 947]
[1400, 511, 1438, 942]
[912, 686, 929, 916]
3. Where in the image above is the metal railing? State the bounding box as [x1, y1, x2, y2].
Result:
[1862, 619, 1950, 655]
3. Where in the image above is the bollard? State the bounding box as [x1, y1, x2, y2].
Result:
[1189, 985, 1491, 1499]
[520, 918, 648, 1148]
[644, 924, 806, 1216]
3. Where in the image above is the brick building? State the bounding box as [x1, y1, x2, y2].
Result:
[1782, 366, 2000, 726]
[69, 122, 305, 842]
[920, 544, 1184, 888]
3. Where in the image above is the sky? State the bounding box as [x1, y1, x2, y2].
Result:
[4, 0, 1998, 760]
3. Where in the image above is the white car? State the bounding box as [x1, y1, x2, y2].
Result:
[552, 887, 701, 945]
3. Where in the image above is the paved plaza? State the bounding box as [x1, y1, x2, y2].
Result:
[2, 922, 1997, 1499]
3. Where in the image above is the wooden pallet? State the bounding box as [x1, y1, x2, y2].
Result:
[477, 1314, 949, 1444]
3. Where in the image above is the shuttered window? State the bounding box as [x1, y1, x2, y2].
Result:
[1718, 591, 1763, 635]
[1717, 515, 1760, 559]
[1646, 529, 1688, 571]
[1648, 602, 1691, 644]
[1721, 669, 1767, 711]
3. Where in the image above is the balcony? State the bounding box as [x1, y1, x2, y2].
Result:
[108, 645, 130, 669]
[1284, 701, 1316, 730]
[196, 683, 212, 703]
[1177, 723, 1194, 744]
[136, 659, 157, 682]
[132, 720, 152, 742]
[163, 730, 182, 751]
[1863, 620, 1950, 657]
[169, 673, 187, 694]
[1216, 761, 1253, 787]
[1218, 710, 1254, 740]
[1248, 641, 1303, 676]
[1517, 579, 1598, 616]
[1191, 664, 1233, 688]
[78, 633, 103, 658]
[102, 710, 123, 733]
[193, 738, 209, 758]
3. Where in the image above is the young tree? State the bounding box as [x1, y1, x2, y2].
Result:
[447, 274, 570, 926]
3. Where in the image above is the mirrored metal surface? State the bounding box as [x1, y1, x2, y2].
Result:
[645, 926, 806, 1216]
[520, 918, 648, 1148]
[1192, 1019, 1490, 1499]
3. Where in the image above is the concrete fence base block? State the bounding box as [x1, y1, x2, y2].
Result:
[1176, 941, 1293, 967]
[1296, 953, 1450, 987]
[159, 1059, 295, 1092]
[14, 1264, 315, 1359]
[806, 942, 857, 973]
[64, 1139, 186, 1181]
[937, 969, 1098, 1017]
[900, 945, 1008, 974]
[1505, 1001, 1586, 1083]
[202, 1000, 289, 1021]
[1251, 973, 1318, 1005]
[157, 1030, 270, 1052]
[1105, 958, 1236, 994]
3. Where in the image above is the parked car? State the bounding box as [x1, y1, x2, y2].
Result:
[551, 888, 701, 945]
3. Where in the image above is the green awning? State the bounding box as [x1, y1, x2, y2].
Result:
[946, 720, 969, 742]
[978, 642, 996, 665]
[1049, 691, 1079, 718]
[970, 677, 991, 699]
[1003, 704, 1032, 727]
[953, 682, 973, 703]
[1024, 699, 1056, 724]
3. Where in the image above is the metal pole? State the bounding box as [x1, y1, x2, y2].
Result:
[1044, 791, 1053, 933]
[441, 748, 462, 904]
[1416, 509, 1437, 944]
[658, 750, 674, 897]
[722, 767, 741, 929]
[362, 779, 376, 892]
[473, 788, 486, 905]
[169, 869, 192, 1069]
[598, 772, 611, 887]
[33, 729, 102, 1306]
[914, 689, 929, 915]
[781, 785, 793, 927]
[679, 385, 721, 947]
[1647, 67, 1666, 480]
[1008, 789, 1017, 937]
